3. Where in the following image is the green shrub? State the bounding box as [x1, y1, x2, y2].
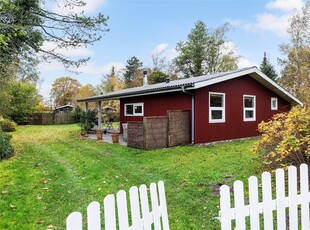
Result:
[0, 117, 17, 132]
[78, 109, 97, 132]
[252, 106, 310, 170]
[0, 132, 14, 159]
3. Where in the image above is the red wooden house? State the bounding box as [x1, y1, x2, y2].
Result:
[78, 67, 302, 144]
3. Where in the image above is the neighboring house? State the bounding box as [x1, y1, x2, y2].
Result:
[55, 104, 75, 113]
[77, 67, 302, 144]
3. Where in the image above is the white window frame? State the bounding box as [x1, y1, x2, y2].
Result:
[209, 92, 225, 123]
[124, 102, 144, 116]
[271, 97, 278, 110]
[243, 95, 256, 122]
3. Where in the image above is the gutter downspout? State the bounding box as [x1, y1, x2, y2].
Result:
[182, 86, 195, 144]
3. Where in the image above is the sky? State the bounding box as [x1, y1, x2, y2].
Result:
[37, 0, 305, 99]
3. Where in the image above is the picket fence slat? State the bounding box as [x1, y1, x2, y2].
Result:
[219, 164, 310, 230]
[234, 181, 246, 230]
[104, 195, 116, 230]
[150, 182, 162, 230]
[262, 172, 273, 230]
[66, 181, 169, 230]
[87, 202, 101, 230]
[66, 212, 82, 230]
[117, 190, 130, 229]
[220, 185, 232, 229]
[300, 164, 309, 230]
[129, 186, 143, 230]
[139, 184, 152, 230]
[288, 166, 298, 230]
[275, 168, 286, 229]
[158, 181, 170, 230]
[249, 176, 259, 230]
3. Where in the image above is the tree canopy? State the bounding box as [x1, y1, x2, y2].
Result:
[0, 0, 109, 76]
[174, 21, 239, 78]
[50, 76, 81, 107]
[260, 52, 278, 81]
[123, 56, 143, 88]
[278, 2, 310, 105]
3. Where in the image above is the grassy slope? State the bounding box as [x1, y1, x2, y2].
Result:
[0, 125, 262, 229]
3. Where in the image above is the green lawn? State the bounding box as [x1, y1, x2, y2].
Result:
[0, 124, 262, 229]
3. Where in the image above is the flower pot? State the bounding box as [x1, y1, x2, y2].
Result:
[96, 130, 103, 140]
[111, 133, 119, 143]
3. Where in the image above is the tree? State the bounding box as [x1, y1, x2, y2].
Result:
[260, 52, 278, 81]
[278, 2, 310, 105]
[75, 84, 96, 110]
[123, 56, 143, 88]
[50, 77, 81, 107]
[0, 0, 108, 76]
[148, 70, 169, 84]
[8, 80, 39, 124]
[174, 21, 239, 78]
[102, 66, 124, 93]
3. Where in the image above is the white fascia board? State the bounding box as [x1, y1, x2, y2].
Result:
[250, 69, 303, 106]
[191, 67, 303, 106]
[192, 68, 256, 90]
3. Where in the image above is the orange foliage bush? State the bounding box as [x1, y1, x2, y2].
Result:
[252, 106, 310, 170]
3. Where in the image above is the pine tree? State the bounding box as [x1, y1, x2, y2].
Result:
[260, 52, 278, 82]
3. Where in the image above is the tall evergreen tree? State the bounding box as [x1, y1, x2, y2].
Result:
[174, 21, 239, 78]
[260, 52, 278, 81]
[123, 57, 143, 88]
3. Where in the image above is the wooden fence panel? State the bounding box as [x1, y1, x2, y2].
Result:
[127, 121, 144, 149]
[219, 164, 310, 229]
[144, 116, 167, 150]
[167, 110, 190, 147]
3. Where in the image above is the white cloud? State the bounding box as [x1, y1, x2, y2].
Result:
[77, 62, 125, 76]
[152, 43, 169, 55]
[244, 13, 290, 37]
[41, 41, 95, 57]
[150, 43, 178, 62]
[221, 41, 257, 68]
[266, 0, 304, 11]
[228, 0, 305, 37]
[53, 0, 106, 14]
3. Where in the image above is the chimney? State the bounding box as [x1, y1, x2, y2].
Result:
[143, 70, 148, 86]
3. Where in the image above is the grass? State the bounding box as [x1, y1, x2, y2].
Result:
[0, 124, 262, 229]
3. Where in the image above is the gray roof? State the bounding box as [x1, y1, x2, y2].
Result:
[77, 66, 302, 106]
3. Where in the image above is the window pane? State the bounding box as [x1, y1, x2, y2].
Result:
[245, 110, 253, 118]
[272, 99, 277, 109]
[134, 105, 142, 114]
[244, 97, 254, 108]
[211, 110, 223, 119]
[126, 105, 133, 115]
[210, 95, 223, 107]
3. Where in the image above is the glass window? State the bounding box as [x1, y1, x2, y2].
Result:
[271, 97, 278, 110]
[209, 92, 225, 123]
[124, 103, 144, 116]
[243, 95, 256, 121]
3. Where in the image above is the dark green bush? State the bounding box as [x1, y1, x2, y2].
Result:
[0, 132, 14, 159]
[78, 109, 97, 132]
[0, 117, 17, 132]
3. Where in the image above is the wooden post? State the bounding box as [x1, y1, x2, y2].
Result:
[85, 102, 89, 111]
[97, 101, 102, 130]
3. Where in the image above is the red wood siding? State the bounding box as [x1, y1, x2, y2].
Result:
[194, 75, 291, 143]
[119, 75, 291, 144]
[120, 92, 192, 131]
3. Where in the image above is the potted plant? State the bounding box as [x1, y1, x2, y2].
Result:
[111, 129, 120, 143]
[96, 129, 103, 140]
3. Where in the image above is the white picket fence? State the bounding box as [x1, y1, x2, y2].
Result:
[66, 180, 169, 230]
[219, 164, 310, 230]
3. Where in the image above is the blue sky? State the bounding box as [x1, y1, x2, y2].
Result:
[38, 0, 305, 99]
